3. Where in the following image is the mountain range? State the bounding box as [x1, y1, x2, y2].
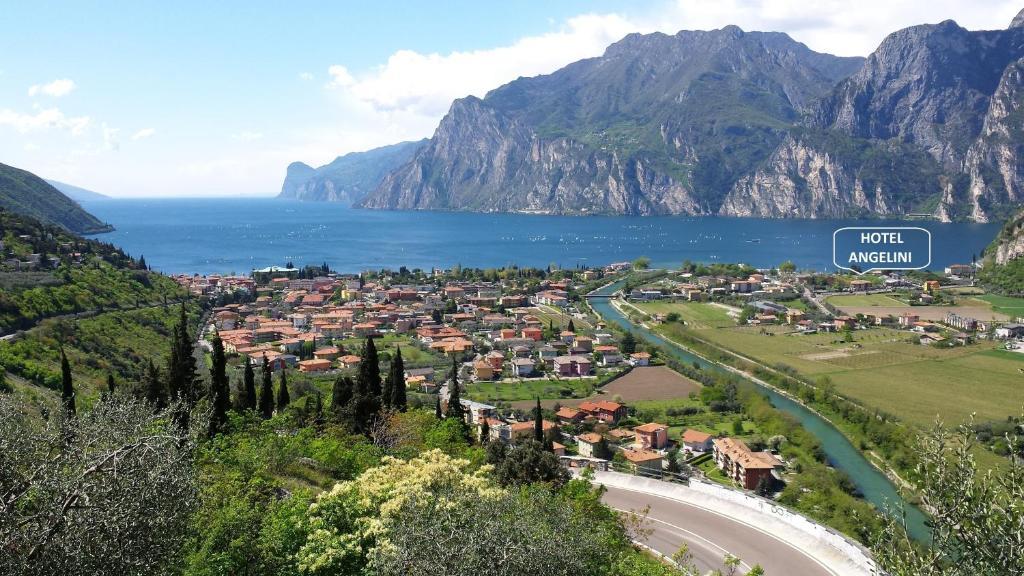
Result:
[279, 140, 426, 204]
[45, 179, 109, 202]
[0, 163, 112, 234]
[285, 10, 1024, 223]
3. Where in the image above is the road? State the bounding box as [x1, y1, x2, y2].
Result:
[602, 485, 836, 576]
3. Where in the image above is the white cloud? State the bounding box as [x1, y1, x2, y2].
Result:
[131, 127, 156, 141]
[298, 71, 314, 81]
[0, 107, 90, 135]
[27, 78, 77, 98]
[328, 14, 636, 117]
[327, 65, 355, 88]
[653, 0, 1022, 57]
[23, 143, 40, 152]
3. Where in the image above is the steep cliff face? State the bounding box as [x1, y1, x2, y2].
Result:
[361, 27, 863, 215]
[812, 20, 1024, 171]
[720, 136, 891, 218]
[359, 18, 1024, 220]
[978, 206, 1024, 293]
[279, 140, 425, 204]
[960, 58, 1024, 222]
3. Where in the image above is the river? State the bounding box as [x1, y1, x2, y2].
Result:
[587, 280, 931, 543]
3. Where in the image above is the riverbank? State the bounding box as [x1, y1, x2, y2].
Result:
[587, 280, 931, 542]
[613, 297, 918, 495]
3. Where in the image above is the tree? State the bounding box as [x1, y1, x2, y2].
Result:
[633, 256, 651, 270]
[141, 360, 166, 411]
[258, 356, 274, 419]
[446, 357, 465, 422]
[479, 419, 490, 444]
[105, 373, 116, 398]
[872, 418, 1024, 576]
[329, 376, 354, 422]
[779, 260, 797, 273]
[492, 440, 570, 488]
[59, 348, 75, 417]
[389, 347, 407, 411]
[276, 366, 290, 412]
[167, 305, 199, 429]
[534, 397, 544, 443]
[0, 395, 198, 576]
[208, 333, 230, 436]
[666, 447, 681, 474]
[358, 337, 382, 398]
[621, 332, 638, 355]
[311, 392, 325, 429]
[0, 369, 9, 394]
[434, 395, 442, 419]
[240, 357, 257, 411]
[566, 319, 575, 333]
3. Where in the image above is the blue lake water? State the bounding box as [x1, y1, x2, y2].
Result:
[83, 198, 1001, 275]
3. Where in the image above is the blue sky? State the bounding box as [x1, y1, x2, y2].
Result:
[1, 0, 1021, 197]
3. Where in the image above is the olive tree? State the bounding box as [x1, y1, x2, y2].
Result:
[873, 418, 1024, 575]
[370, 485, 627, 576]
[0, 396, 200, 576]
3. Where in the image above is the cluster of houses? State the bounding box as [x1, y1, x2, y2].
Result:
[446, 390, 783, 491]
[183, 262, 654, 388]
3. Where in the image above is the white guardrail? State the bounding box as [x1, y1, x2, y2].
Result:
[589, 470, 883, 576]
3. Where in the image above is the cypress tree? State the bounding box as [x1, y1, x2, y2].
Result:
[105, 372, 116, 398]
[60, 348, 75, 417]
[312, 392, 325, 430]
[276, 366, 290, 412]
[382, 375, 393, 411]
[208, 334, 230, 436]
[258, 356, 274, 419]
[142, 359, 166, 411]
[446, 356, 465, 421]
[357, 337, 382, 398]
[534, 396, 543, 443]
[390, 347, 407, 411]
[480, 418, 490, 444]
[241, 357, 257, 411]
[567, 319, 575, 333]
[329, 375, 354, 420]
[434, 395, 442, 419]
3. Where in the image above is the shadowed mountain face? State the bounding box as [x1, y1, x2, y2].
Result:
[0, 163, 112, 234]
[355, 17, 1024, 222]
[279, 140, 426, 205]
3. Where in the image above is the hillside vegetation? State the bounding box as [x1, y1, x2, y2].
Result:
[0, 209, 184, 333]
[0, 163, 111, 234]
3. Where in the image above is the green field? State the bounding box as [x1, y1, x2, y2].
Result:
[655, 317, 1024, 428]
[465, 377, 598, 403]
[825, 293, 906, 307]
[976, 294, 1024, 317]
[634, 301, 736, 328]
[335, 334, 441, 367]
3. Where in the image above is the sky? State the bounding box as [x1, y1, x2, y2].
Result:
[1, 0, 1022, 198]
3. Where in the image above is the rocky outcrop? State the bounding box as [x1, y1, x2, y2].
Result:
[960, 58, 1024, 222]
[719, 137, 894, 218]
[279, 140, 425, 204]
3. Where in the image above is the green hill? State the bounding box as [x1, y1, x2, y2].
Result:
[0, 163, 112, 234]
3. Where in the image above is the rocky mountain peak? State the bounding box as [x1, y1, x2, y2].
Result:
[1011, 8, 1024, 28]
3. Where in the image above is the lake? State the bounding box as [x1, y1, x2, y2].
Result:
[83, 197, 1001, 275]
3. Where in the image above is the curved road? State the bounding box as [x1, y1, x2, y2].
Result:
[603, 485, 836, 576]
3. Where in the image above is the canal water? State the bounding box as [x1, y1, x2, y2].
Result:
[588, 281, 930, 543]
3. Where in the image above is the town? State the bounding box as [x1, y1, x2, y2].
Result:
[171, 254, 1024, 496]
